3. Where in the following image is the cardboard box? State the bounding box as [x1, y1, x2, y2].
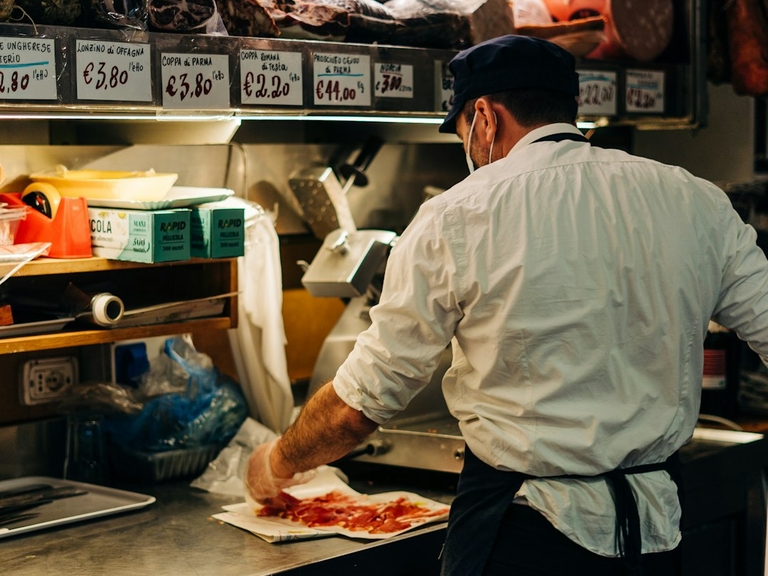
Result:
[88, 207, 191, 263]
[190, 204, 245, 259]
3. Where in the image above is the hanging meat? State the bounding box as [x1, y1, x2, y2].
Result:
[542, 0, 674, 62]
[277, 0, 400, 43]
[725, 0, 768, 96]
[0, 0, 13, 21]
[380, 0, 486, 49]
[13, 0, 81, 25]
[215, 0, 281, 36]
[149, 0, 228, 34]
[80, 0, 149, 30]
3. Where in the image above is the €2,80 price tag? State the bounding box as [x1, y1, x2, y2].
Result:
[76, 40, 152, 102]
[313, 53, 370, 107]
[240, 49, 302, 106]
[626, 69, 665, 114]
[374, 62, 413, 99]
[0, 37, 57, 100]
[161, 53, 230, 110]
[577, 70, 617, 116]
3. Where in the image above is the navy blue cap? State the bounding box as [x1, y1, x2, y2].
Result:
[439, 35, 580, 134]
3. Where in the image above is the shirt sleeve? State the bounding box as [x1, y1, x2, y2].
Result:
[333, 199, 465, 424]
[712, 196, 768, 365]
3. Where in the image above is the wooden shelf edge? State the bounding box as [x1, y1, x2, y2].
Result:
[0, 317, 234, 354]
[0, 257, 238, 278]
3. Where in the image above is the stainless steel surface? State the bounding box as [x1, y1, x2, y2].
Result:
[0, 477, 451, 576]
[0, 477, 155, 540]
[301, 229, 396, 297]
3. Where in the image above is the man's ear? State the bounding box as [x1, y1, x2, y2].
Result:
[474, 97, 498, 144]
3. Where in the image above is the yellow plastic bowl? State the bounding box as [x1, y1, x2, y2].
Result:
[29, 166, 178, 202]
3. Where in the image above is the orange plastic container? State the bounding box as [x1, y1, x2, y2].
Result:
[0, 193, 92, 259]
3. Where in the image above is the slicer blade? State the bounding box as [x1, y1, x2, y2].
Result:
[288, 166, 356, 240]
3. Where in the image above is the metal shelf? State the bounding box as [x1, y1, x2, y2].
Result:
[0, 6, 707, 130]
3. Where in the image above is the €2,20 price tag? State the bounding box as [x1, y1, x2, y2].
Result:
[577, 70, 617, 116]
[625, 69, 665, 114]
[313, 53, 370, 107]
[76, 40, 152, 102]
[240, 49, 302, 106]
[0, 37, 57, 100]
[161, 53, 230, 110]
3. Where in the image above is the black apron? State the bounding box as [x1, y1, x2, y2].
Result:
[441, 131, 682, 576]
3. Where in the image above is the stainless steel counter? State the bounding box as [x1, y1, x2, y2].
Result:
[0, 464, 456, 576]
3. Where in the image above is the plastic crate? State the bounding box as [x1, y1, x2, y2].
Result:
[109, 443, 223, 483]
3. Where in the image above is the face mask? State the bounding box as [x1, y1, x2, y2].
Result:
[465, 110, 497, 175]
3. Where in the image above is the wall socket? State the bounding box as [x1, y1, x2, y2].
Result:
[20, 357, 79, 405]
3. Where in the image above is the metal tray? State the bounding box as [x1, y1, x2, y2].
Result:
[0, 476, 155, 539]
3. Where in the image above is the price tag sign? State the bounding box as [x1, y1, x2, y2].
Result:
[161, 53, 230, 110]
[0, 37, 57, 100]
[313, 53, 370, 107]
[374, 62, 413, 99]
[240, 49, 302, 106]
[577, 70, 617, 116]
[625, 69, 665, 114]
[76, 40, 151, 102]
[435, 60, 454, 113]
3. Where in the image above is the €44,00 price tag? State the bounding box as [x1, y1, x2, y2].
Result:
[374, 62, 413, 99]
[161, 53, 230, 110]
[313, 53, 370, 107]
[626, 69, 665, 114]
[76, 40, 152, 102]
[577, 70, 617, 116]
[0, 37, 57, 100]
[240, 49, 302, 106]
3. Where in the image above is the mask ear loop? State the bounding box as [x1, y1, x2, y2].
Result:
[465, 111, 478, 174]
[488, 110, 497, 165]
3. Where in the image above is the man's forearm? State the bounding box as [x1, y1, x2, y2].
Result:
[271, 381, 379, 478]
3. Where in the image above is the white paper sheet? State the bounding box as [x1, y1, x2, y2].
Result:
[214, 468, 450, 543]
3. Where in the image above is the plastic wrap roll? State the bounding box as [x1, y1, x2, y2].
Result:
[90, 293, 125, 326]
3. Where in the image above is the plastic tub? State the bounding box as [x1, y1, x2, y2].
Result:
[29, 166, 178, 202]
[109, 442, 223, 483]
[0, 204, 27, 246]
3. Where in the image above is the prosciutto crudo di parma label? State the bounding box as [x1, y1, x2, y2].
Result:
[257, 489, 450, 535]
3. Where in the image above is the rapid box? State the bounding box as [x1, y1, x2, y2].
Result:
[88, 207, 191, 263]
[190, 204, 245, 259]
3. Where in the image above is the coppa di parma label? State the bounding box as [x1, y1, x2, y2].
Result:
[88, 207, 191, 263]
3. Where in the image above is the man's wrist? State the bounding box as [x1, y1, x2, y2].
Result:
[270, 440, 295, 479]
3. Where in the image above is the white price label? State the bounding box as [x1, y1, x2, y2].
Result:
[577, 70, 617, 116]
[161, 53, 230, 110]
[0, 37, 57, 100]
[240, 50, 302, 106]
[374, 63, 413, 99]
[76, 40, 151, 102]
[435, 60, 454, 112]
[313, 53, 370, 107]
[625, 69, 665, 113]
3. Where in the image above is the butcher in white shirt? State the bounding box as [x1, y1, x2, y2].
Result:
[246, 35, 768, 576]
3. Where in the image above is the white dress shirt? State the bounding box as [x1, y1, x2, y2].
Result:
[333, 123, 768, 556]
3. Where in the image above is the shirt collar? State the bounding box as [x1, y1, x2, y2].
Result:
[509, 123, 585, 155]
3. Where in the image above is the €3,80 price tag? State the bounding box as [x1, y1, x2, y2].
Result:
[0, 37, 57, 101]
[161, 53, 230, 110]
[313, 53, 370, 107]
[76, 40, 152, 102]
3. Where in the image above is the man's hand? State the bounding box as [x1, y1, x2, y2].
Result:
[244, 438, 315, 507]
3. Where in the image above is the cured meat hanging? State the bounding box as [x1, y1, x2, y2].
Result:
[725, 0, 768, 96]
[381, 0, 488, 49]
[149, 0, 227, 34]
[215, 0, 281, 37]
[276, 0, 400, 43]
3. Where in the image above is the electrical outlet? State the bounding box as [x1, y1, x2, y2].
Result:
[20, 357, 79, 405]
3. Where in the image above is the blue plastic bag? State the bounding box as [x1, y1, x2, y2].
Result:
[106, 335, 248, 452]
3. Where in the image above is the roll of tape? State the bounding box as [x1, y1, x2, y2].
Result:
[22, 182, 62, 220]
[90, 293, 125, 326]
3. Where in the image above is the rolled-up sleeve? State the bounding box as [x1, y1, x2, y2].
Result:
[333, 200, 465, 424]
